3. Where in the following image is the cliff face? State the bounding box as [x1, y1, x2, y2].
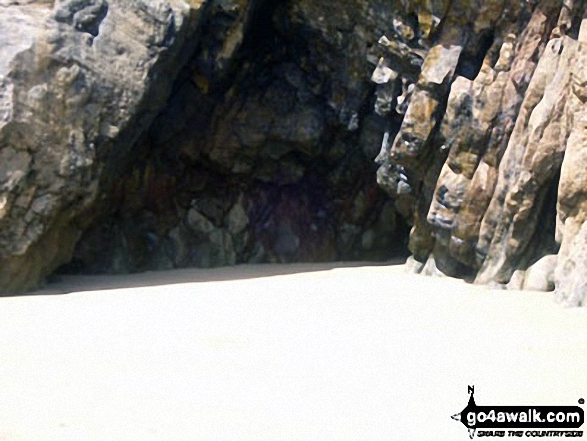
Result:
[1, 0, 587, 304]
[59, 0, 406, 274]
[0, 0, 204, 291]
[375, 0, 587, 306]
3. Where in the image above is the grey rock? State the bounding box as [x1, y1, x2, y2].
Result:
[187, 209, 215, 236]
[0, 0, 203, 292]
[404, 255, 425, 274]
[371, 57, 398, 85]
[227, 199, 248, 236]
[274, 221, 300, 260]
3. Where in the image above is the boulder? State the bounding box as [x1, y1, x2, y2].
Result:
[524, 254, 557, 292]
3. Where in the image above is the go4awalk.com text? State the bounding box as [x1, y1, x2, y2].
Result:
[452, 387, 584, 439]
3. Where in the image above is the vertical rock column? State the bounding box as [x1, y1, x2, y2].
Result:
[379, 0, 579, 286]
[555, 17, 587, 306]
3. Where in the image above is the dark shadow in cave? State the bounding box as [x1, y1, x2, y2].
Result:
[454, 30, 494, 81]
[54, 0, 413, 281]
[517, 168, 561, 270]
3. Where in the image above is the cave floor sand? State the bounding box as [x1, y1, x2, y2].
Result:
[0, 263, 586, 441]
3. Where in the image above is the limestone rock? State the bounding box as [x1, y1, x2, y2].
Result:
[6, 0, 587, 305]
[0, 0, 203, 292]
[376, 0, 587, 304]
[524, 254, 556, 292]
[552, 19, 587, 306]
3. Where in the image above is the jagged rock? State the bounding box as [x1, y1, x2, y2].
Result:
[371, 57, 398, 84]
[5, 0, 587, 305]
[555, 21, 587, 306]
[0, 0, 203, 292]
[376, 0, 587, 304]
[476, 34, 572, 284]
[62, 0, 405, 274]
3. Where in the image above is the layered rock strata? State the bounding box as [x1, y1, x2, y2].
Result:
[376, 0, 587, 305]
[3, 0, 587, 306]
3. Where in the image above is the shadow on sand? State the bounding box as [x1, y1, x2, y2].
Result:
[22, 259, 407, 296]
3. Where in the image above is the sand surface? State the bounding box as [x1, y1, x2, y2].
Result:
[0, 263, 586, 440]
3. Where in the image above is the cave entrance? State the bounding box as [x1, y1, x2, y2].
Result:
[56, 1, 411, 277]
[55, 0, 409, 273]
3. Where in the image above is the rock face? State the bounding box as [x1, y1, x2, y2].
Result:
[60, 0, 407, 275]
[373, 0, 587, 306]
[0, 0, 407, 292]
[3, 0, 587, 305]
[0, 0, 203, 291]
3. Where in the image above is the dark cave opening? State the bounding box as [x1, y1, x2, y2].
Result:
[454, 30, 495, 81]
[522, 169, 561, 268]
[56, 0, 411, 277]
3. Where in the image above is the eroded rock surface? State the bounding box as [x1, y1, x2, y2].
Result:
[61, 0, 407, 275]
[376, 0, 587, 305]
[3, 0, 587, 304]
[0, 0, 203, 291]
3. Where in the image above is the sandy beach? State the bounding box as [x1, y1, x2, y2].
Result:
[0, 263, 585, 440]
